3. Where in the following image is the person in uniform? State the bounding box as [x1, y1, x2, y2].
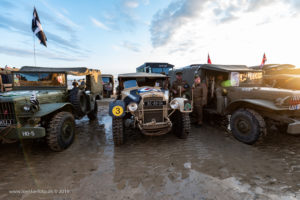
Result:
[171, 71, 189, 98]
[192, 74, 208, 126]
[72, 79, 78, 88]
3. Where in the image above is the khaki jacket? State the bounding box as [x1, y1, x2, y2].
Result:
[192, 82, 208, 105]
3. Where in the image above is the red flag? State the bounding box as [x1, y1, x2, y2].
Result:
[207, 54, 212, 64]
[261, 53, 267, 67]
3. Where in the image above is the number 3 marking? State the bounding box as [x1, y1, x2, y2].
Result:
[112, 106, 123, 116]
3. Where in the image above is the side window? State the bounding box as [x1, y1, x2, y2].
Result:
[230, 72, 240, 86]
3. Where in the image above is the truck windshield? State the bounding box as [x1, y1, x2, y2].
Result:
[13, 72, 66, 87]
[102, 77, 110, 83]
[124, 80, 137, 89]
[151, 67, 172, 74]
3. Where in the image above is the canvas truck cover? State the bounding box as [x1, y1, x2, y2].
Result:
[19, 66, 102, 93]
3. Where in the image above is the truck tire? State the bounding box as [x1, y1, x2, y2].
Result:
[172, 111, 191, 139]
[46, 112, 75, 151]
[230, 108, 266, 145]
[112, 117, 124, 146]
[70, 88, 87, 117]
[87, 101, 98, 121]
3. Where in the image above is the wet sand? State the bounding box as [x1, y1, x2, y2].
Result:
[0, 99, 299, 200]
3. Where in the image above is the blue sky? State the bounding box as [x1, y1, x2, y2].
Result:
[1, 0, 300, 75]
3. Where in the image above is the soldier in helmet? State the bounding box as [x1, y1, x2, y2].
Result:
[171, 71, 190, 98]
[192, 74, 208, 126]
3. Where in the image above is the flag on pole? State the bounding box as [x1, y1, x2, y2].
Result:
[261, 53, 267, 67]
[32, 7, 47, 47]
[207, 53, 212, 64]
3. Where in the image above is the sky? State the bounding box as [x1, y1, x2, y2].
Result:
[0, 0, 300, 76]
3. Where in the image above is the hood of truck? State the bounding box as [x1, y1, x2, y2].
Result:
[0, 90, 66, 103]
[227, 87, 300, 107]
[121, 87, 169, 104]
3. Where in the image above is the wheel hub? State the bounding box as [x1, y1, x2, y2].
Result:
[237, 119, 250, 133]
[62, 122, 73, 140]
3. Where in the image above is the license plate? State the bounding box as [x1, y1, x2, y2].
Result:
[0, 120, 13, 126]
[144, 101, 164, 107]
[21, 131, 35, 137]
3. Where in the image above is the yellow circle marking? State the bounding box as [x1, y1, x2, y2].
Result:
[112, 106, 124, 116]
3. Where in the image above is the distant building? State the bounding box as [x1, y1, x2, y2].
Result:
[136, 62, 174, 75]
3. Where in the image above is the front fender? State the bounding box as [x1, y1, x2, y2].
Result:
[225, 99, 286, 114]
[172, 97, 193, 113]
[109, 100, 126, 118]
[28, 103, 73, 118]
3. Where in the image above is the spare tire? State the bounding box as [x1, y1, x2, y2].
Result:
[70, 88, 88, 117]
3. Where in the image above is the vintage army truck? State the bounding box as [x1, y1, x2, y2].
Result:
[0, 66, 18, 92]
[109, 73, 192, 145]
[251, 64, 300, 90]
[170, 64, 300, 144]
[0, 66, 103, 151]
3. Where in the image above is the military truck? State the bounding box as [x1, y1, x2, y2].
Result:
[0, 66, 103, 151]
[101, 74, 114, 98]
[109, 73, 192, 145]
[0, 67, 18, 92]
[170, 64, 300, 144]
[251, 64, 300, 90]
[136, 62, 174, 75]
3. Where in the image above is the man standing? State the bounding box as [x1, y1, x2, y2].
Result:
[171, 71, 189, 98]
[192, 74, 207, 126]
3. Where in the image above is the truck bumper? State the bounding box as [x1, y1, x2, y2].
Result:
[287, 121, 300, 135]
[0, 126, 46, 139]
[139, 121, 172, 136]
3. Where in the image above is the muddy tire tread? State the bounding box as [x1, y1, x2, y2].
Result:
[112, 118, 124, 146]
[231, 108, 266, 144]
[87, 101, 98, 121]
[46, 112, 75, 151]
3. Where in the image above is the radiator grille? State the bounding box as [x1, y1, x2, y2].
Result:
[143, 97, 164, 123]
[0, 102, 16, 127]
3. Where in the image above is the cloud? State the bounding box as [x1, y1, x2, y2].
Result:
[90, 17, 110, 31]
[123, 0, 139, 8]
[40, 0, 80, 29]
[0, 13, 85, 55]
[121, 41, 141, 52]
[247, 0, 275, 11]
[150, 0, 210, 48]
[0, 46, 83, 62]
[149, 0, 298, 48]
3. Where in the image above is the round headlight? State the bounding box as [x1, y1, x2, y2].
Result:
[128, 103, 138, 112]
[170, 100, 179, 109]
[23, 105, 31, 112]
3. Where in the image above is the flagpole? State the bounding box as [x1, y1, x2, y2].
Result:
[33, 32, 36, 66]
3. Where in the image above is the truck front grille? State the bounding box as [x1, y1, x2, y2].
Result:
[143, 97, 164, 123]
[0, 102, 16, 127]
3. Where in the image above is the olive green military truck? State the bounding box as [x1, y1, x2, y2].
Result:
[0, 66, 103, 151]
[170, 64, 300, 145]
[109, 73, 192, 145]
[251, 64, 300, 90]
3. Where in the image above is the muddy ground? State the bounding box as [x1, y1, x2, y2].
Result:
[0, 99, 299, 200]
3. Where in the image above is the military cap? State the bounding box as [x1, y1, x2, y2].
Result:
[194, 74, 200, 79]
[176, 71, 183, 75]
